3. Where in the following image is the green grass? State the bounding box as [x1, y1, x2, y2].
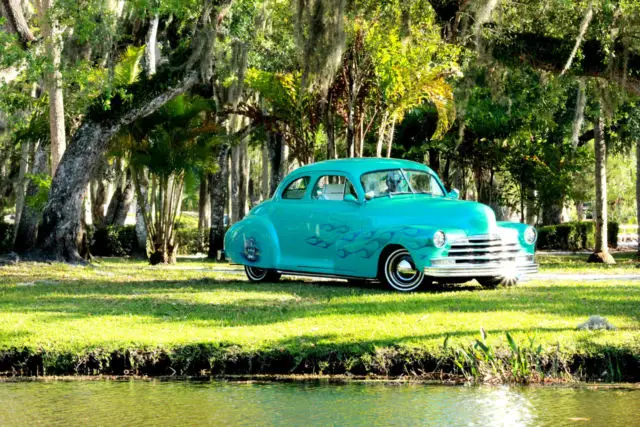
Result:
[0, 253, 638, 364]
[538, 251, 639, 273]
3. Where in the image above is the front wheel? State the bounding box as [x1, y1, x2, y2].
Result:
[379, 248, 427, 292]
[244, 266, 281, 283]
[477, 276, 519, 289]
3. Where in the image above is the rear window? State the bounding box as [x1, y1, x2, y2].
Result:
[281, 176, 310, 200]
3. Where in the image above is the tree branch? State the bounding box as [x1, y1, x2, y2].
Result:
[0, 0, 35, 47]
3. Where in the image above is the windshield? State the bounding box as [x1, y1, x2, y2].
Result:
[360, 169, 445, 198]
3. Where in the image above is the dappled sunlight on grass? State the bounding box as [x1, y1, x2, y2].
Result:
[0, 255, 638, 357]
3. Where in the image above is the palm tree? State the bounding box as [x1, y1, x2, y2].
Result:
[129, 95, 219, 264]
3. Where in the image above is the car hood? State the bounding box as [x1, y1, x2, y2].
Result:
[366, 196, 497, 234]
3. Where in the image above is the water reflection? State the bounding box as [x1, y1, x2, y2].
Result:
[0, 380, 638, 426]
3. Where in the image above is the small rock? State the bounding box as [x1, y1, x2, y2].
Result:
[577, 315, 617, 331]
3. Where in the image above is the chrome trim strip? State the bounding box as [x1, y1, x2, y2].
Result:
[448, 246, 520, 254]
[440, 253, 521, 262]
[423, 262, 538, 278]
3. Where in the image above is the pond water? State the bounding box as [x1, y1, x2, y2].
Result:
[1, 380, 638, 426]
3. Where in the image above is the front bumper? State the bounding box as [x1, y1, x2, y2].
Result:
[423, 261, 538, 280]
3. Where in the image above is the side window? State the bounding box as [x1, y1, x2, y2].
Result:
[312, 175, 357, 201]
[282, 176, 310, 200]
[429, 176, 445, 197]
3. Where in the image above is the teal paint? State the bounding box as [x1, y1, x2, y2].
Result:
[225, 158, 537, 280]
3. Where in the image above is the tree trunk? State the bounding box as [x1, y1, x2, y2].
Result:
[241, 136, 250, 214]
[208, 145, 229, 260]
[588, 112, 615, 264]
[358, 117, 365, 157]
[36, 71, 198, 262]
[14, 141, 48, 253]
[230, 143, 241, 224]
[261, 141, 269, 200]
[0, 0, 35, 47]
[386, 118, 396, 158]
[38, 0, 67, 175]
[267, 131, 283, 197]
[542, 199, 563, 225]
[90, 177, 107, 228]
[134, 166, 149, 256]
[280, 139, 289, 182]
[636, 137, 640, 257]
[12, 140, 29, 245]
[325, 97, 336, 159]
[197, 173, 211, 252]
[428, 148, 440, 176]
[105, 168, 134, 226]
[525, 188, 537, 225]
[145, 14, 160, 76]
[347, 92, 355, 157]
[376, 111, 388, 157]
[576, 201, 586, 221]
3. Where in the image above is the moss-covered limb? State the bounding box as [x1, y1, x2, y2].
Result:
[1, 343, 639, 384]
[490, 32, 640, 96]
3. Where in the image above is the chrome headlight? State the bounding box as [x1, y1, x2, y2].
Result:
[433, 230, 446, 248]
[524, 226, 537, 245]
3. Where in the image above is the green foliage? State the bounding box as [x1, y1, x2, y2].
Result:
[24, 173, 52, 211]
[537, 221, 618, 250]
[91, 226, 140, 257]
[131, 95, 219, 176]
[174, 222, 209, 255]
[363, 1, 459, 137]
[90, 221, 206, 256]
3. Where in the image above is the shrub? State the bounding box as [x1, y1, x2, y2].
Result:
[91, 225, 140, 257]
[174, 222, 208, 255]
[90, 223, 206, 257]
[537, 221, 618, 251]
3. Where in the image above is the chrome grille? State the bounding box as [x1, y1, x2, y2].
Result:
[447, 234, 520, 265]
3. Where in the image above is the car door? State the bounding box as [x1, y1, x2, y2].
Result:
[305, 174, 364, 274]
[267, 174, 316, 270]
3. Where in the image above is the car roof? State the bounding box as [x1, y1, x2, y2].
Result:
[292, 158, 435, 177]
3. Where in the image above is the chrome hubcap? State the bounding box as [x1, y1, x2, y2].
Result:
[397, 259, 417, 280]
[385, 249, 424, 291]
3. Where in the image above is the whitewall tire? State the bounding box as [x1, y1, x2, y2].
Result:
[380, 248, 426, 292]
[244, 266, 281, 283]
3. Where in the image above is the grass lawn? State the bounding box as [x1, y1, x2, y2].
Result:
[538, 251, 639, 273]
[0, 252, 638, 368]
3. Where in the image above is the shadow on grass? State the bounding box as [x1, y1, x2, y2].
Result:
[0, 276, 638, 328]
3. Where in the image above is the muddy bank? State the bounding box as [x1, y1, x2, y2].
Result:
[1, 343, 639, 384]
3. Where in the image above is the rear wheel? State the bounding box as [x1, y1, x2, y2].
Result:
[244, 266, 281, 283]
[379, 248, 426, 292]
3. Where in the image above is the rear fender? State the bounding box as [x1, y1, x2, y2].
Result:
[224, 217, 280, 268]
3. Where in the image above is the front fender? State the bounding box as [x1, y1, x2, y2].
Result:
[334, 225, 466, 276]
[224, 217, 280, 268]
[497, 221, 536, 253]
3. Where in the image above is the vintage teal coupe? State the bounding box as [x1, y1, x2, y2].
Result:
[224, 158, 538, 291]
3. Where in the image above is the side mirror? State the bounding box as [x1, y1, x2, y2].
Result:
[448, 189, 460, 200]
[365, 191, 375, 201]
[344, 194, 360, 204]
